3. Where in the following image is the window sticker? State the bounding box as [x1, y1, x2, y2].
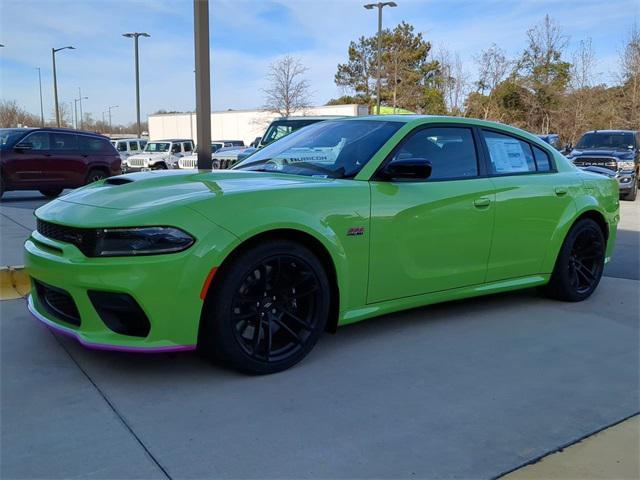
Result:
[486, 137, 530, 173]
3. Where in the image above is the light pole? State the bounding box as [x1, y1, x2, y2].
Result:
[74, 96, 87, 129]
[123, 32, 150, 138]
[107, 105, 118, 134]
[364, 2, 396, 115]
[194, 0, 212, 170]
[37, 67, 44, 127]
[77, 87, 87, 129]
[52, 46, 75, 127]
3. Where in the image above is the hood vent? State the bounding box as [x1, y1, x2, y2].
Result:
[104, 177, 134, 186]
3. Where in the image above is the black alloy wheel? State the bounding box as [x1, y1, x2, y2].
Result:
[545, 218, 605, 302]
[199, 240, 330, 374]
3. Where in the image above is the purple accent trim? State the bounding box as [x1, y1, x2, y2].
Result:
[27, 295, 196, 353]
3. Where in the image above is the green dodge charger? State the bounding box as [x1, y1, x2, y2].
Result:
[25, 116, 619, 374]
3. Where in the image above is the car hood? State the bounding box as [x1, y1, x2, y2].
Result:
[128, 152, 170, 159]
[51, 170, 322, 211]
[571, 149, 633, 158]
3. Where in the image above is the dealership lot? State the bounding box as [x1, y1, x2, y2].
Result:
[1, 192, 638, 479]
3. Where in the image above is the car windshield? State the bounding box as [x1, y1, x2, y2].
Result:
[234, 120, 403, 178]
[144, 142, 170, 152]
[0, 129, 28, 149]
[576, 132, 635, 150]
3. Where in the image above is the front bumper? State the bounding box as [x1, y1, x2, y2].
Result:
[24, 220, 236, 352]
[616, 172, 636, 192]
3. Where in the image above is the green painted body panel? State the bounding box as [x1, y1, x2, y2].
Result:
[24, 116, 620, 350]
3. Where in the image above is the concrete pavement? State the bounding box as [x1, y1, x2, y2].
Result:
[1, 191, 639, 479]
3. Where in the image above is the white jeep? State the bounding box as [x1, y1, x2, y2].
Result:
[124, 139, 194, 172]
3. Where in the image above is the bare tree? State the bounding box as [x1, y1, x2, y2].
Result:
[263, 55, 311, 117]
[474, 44, 512, 119]
[0, 100, 39, 127]
[618, 23, 640, 128]
[436, 47, 469, 115]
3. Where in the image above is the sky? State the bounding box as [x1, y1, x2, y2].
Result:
[1, 0, 638, 125]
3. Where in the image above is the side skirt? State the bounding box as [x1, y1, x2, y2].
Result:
[338, 274, 550, 327]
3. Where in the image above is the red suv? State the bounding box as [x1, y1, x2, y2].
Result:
[0, 128, 121, 199]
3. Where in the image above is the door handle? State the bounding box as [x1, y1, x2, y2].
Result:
[473, 198, 491, 208]
[555, 187, 568, 196]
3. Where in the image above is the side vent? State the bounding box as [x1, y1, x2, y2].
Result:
[104, 177, 134, 185]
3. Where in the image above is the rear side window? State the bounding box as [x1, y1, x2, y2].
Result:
[51, 133, 77, 150]
[389, 126, 479, 180]
[483, 130, 536, 174]
[79, 135, 111, 153]
[532, 145, 551, 171]
[117, 141, 127, 152]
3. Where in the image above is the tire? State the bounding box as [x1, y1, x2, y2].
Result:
[199, 240, 331, 374]
[544, 218, 605, 302]
[622, 178, 637, 201]
[86, 169, 107, 185]
[39, 188, 63, 199]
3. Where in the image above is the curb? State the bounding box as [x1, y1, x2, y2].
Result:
[0, 266, 30, 300]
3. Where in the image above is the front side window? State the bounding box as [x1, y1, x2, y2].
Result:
[144, 142, 170, 152]
[23, 131, 50, 150]
[183, 142, 192, 152]
[128, 141, 139, 151]
[387, 127, 479, 180]
[483, 130, 536, 174]
[235, 120, 403, 178]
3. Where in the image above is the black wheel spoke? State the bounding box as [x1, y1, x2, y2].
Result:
[230, 253, 322, 363]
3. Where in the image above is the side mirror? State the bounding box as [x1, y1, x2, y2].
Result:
[380, 158, 432, 180]
[14, 142, 33, 151]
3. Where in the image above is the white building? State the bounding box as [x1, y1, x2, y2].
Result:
[148, 104, 368, 145]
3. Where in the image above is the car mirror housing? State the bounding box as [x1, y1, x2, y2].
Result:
[14, 142, 33, 151]
[380, 158, 432, 181]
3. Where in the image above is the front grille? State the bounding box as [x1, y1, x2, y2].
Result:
[36, 219, 96, 256]
[178, 157, 197, 169]
[573, 157, 618, 171]
[213, 158, 237, 170]
[34, 280, 81, 326]
[127, 157, 147, 167]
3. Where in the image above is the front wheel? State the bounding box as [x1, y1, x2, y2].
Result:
[39, 188, 63, 199]
[199, 240, 330, 374]
[86, 169, 107, 184]
[544, 218, 605, 302]
[622, 178, 637, 201]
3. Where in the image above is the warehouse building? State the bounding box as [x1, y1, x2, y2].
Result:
[148, 104, 369, 145]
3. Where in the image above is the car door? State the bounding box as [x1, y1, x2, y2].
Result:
[368, 125, 495, 303]
[7, 131, 53, 186]
[479, 129, 580, 282]
[48, 132, 85, 186]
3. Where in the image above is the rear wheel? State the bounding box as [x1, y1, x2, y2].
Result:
[544, 218, 605, 302]
[199, 240, 330, 374]
[39, 188, 63, 199]
[86, 169, 107, 184]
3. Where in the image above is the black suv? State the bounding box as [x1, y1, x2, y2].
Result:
[0, 128, 121, 199]
[568, 130, 639, 201]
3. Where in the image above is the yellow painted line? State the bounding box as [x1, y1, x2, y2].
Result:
[504, 415, 640, 479]
[0, 266, 31, 300]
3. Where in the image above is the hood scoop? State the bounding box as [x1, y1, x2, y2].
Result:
[104, 177, 135, 185]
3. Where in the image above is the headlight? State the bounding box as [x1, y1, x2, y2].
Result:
[618, 161, 635, 171]
[91, 227, 194, 257]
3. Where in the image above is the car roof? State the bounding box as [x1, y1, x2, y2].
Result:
[111, 138, 146, 142]
[151, 138, 193, 142]
[8, 127, 108, 138]
[583, 129, 637, 134]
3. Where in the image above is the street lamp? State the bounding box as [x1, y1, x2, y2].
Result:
[74, 96, 88, 129]
[36, 67, 44, 127]
[52, 46, 75, 127]
[123, 32, 150, 138]
[107, 105, 119, 134]
[364, 1, 397, 115]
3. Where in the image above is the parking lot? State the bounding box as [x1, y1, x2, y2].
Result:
[1, 192, 638, 479]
